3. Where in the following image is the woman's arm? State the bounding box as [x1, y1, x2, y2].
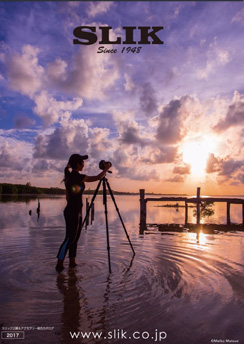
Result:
[83, 163, 111, 183]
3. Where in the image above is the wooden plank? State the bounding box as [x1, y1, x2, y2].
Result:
[146, 197, 244, 204]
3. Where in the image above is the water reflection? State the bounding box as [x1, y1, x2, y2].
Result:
[57, 271, 82, 344]
[1, 196, 244, 344]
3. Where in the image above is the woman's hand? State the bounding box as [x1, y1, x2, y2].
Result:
[103, 161, 111, 170]
[83, 162, 112, 183]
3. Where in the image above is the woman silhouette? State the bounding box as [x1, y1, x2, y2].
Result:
[56, 154, 111, 273]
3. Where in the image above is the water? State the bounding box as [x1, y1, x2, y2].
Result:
[0, 195, 244, 344]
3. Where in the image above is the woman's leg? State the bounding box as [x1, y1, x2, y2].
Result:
[56, 208, 79, 271]
[68, 214, 83, 267]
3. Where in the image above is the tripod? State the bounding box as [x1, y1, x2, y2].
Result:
[80, 176, 135, 273]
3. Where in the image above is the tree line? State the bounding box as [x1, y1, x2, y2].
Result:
[0, 183, 66, 195]
[0, 183, 139, 195]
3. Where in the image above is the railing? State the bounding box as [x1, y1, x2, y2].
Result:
[139, 188, 244, 231]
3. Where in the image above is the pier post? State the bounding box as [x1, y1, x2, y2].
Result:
[242, 203, 244, 228]
[140, 189, 147, 232]
[196, 187, 201, 225]
[91, 203, 95, 224]
[227, 202, 231, 225]
[185, 201, 188, 225]
[86, 198, 90, 228]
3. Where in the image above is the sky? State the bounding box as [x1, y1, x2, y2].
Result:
[0, 1, 244, 195]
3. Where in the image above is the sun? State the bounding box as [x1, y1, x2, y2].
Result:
[181, 136, 216, 176]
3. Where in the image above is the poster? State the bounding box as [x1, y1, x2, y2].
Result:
[0, 1, 244, 344]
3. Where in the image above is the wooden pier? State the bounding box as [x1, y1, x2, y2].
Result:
[139, 188, 244, 231]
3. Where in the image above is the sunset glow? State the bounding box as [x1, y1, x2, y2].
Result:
[182, 136, 216, 176]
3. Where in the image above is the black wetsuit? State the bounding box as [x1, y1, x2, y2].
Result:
[57, 171, 86, 260]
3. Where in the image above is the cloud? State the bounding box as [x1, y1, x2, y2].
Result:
[5, 42, 119, 127]
[231, 8, 244, 26]
[206, 153, 220, 173]
[120, 125, 147, 147]
[46, 45, 120, 100]
[156, 97, 185, 144]
[114, 112, 149, 147]
[47, 58, 68, 83]
[33, 119, 89, 160]
[0, 140, 31, 173]
[7, 45, 44, 97]
[32, 159, 50, 174]
[139, 82, 158, 117]
[111, 146, 160, 181]
[141, 145, 177, 164]
[213, 91, 244, 132]
[236, 173, 244, 184]
[173, 164, 191, 175]
[13, 116, 35, 129]
[219, 159, 243, 177]
[129, 168, 160, 181]
[89, 127, 112, 159]
[196, 37, 231, 80]
[166, 175, 185, 183]
[87, 2, 114, 18]
[124, 72, 135, 92]
[33, 91, 83, 126]
[206, 153, 244, 186]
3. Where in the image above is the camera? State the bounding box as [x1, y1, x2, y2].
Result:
[99, 160, 112, 170]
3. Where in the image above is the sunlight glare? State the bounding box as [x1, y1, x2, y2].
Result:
[182, 136, 216, 176]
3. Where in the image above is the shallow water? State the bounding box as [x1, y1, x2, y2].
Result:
[0, 195, 244, 344]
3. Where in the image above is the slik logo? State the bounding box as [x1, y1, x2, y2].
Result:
[73, 26, 164, 54]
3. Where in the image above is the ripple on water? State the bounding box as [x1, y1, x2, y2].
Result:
[1, 225, 244, 343]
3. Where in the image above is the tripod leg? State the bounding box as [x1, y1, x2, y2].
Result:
[105, 179, 135, 256]
[81, 178, 102, 230]
[103, 178, 112, 273]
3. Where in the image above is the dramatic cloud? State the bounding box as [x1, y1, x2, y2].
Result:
[156, 97, 186, 144]
[206, 153, 220, 173]
[219, 159, 244, 177]
[206, 153, 244, 186]
[33, 119, 89, 160]
[213, 92, 244, 132]
[1, 2, 244, 192]
[114, 112, 149, 147]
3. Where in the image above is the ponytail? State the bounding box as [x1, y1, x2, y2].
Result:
[63, 164, 71, 187]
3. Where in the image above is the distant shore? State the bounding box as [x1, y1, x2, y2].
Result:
[0, 183, 188, 196]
